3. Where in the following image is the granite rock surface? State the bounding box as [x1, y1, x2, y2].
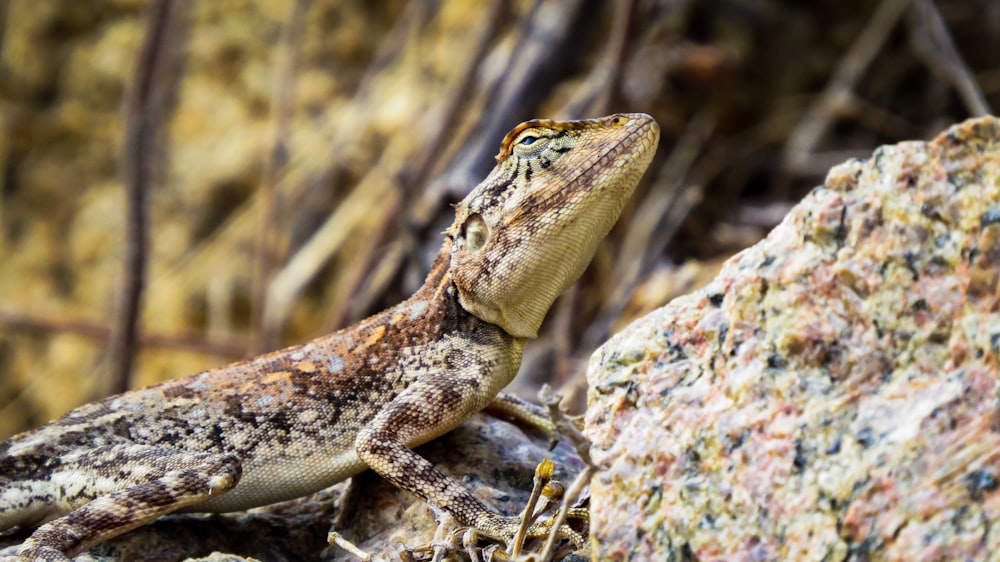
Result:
[586, 116, 1000, 561]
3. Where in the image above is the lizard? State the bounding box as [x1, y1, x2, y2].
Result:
[0, 112, 659, 561]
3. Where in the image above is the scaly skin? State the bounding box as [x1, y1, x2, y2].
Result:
[0, 112, 659, 561]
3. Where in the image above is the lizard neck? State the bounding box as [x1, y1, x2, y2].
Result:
[406, 239, 527, 349]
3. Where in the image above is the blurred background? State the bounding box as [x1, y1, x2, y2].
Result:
[0, 0, 997, 438]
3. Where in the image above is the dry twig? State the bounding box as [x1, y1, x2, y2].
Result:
[255, 2, 432, 338]
[509, 458, 555, 558]
[329, 531, 389, 562]
[0, 311, 245, 358]
[253, 0, 309, 352]
[908, 0, 991, 116]
[108, 0, 185, 396]
[784, 0, 913, 175]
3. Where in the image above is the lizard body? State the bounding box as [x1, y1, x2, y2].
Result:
[0, 113, 659, 561]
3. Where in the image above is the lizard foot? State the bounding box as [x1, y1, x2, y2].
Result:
[472, 512, 587, 554]
[470, 459, 589, 557]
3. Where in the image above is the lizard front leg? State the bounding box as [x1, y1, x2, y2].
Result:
[353, 341, 579, 548]
[15, 445, 240, 562]
[355, 381, 510, 536]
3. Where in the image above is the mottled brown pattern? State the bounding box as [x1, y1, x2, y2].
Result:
[0, 113, 658, 561]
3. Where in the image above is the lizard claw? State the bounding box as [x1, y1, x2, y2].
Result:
[471, 513, 586, 551]
[468, 459, 589, 557]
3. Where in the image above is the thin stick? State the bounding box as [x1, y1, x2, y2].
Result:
[534, 385, 593, 560]
[590, 0, 641, 115]
[463, 528, 482, 562]
[909, 0, 991, 116]
[404, 0, 509, 201]
[784, 0, 913, 174]
[253, 0, 309, 353]
[1, 311, 245, 358]
[108, 0, 181, 396]
[430, 509, 460, 562]
[539, 466, 594, 562]
[438, 0, 590, 197]
[509, 458, 554, 558]
[538, 384, 592, 465]
[328, 531, 388, 562]
[258, 3, 432, 333]
[550, 284, 578, 387]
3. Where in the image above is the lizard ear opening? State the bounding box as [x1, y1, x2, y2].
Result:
[461, 213, 489, 252]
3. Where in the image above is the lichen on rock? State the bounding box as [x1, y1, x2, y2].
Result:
[586, 116, 1000, 561]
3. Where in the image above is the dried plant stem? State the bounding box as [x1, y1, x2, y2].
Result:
[595, 0, 639, 113]
[1, 312, 245, 358]
[509, 458, 554, 558]
[328, 531, 388, 562]
[784, 0, 913, 174]
[108, 0, 182, 396]
[539, 465, 594, 562]
[253, 0, 308, 353]
[909, 0, 991, 116]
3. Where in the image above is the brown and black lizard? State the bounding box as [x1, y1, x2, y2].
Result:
[0, 113, 659, 561]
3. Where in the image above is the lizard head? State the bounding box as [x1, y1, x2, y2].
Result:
[448, 113, 659, 339]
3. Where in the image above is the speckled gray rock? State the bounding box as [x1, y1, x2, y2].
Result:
[586, 116, 1000, 561]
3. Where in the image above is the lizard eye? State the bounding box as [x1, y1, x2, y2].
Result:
[462, 213, 489, 252]
[518, 135, 539, 146]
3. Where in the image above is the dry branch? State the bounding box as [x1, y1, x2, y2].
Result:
[108, 0, 185, 396]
